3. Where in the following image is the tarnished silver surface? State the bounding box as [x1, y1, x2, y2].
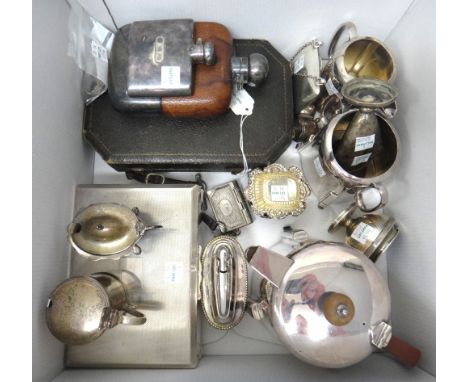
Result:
[329, 204, 399, 262]
[127, 19, 194, 97]
[201, 236, 248, 330]
[108, 19, 215, 111]
[247, 241, 391, 368]
[67, 203, 158, 261]
[46, 272, 146, 345]
[66, 185, 201, 368]
[207, 180, 252, 233]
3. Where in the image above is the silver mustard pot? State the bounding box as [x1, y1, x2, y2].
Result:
[67, 203, 160, 260]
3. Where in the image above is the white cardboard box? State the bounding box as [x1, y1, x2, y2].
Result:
[32, 0, 435, 380]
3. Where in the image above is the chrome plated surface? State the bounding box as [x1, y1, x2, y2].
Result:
[232, 53, 269, 89]
[66, 185, 201, 368]
[248, 241, 391, 368]
[68, 203, 158, 261]
[201, 236, 248, 330]
[46, 272, 146, 345]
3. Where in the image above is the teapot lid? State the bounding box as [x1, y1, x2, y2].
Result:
[46, 276, 110, 345]
[68, 203, 142, 257]
[264, 241, 391, 368]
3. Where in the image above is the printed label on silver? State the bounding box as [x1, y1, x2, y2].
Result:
[351, 152, 372, 167]
[355, 134, 375, 152]
[164, 261, 183, 284]
[271, 185, 290, 202]
[351, 222, 379, 244]
[161, 66, 181, 88]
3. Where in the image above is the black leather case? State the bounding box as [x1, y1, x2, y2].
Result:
[83, 39, 294, 173]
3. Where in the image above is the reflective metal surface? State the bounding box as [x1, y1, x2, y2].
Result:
[329, 204, 399, 262]
[66, 185, 201, 368]
[355, 184, 388, 212]
[248, 241, 391, 368]
[329, 22, 396, 85]
[201, 236, 248, 330]
[291, 39, 324, 114]
[341, 78, 398, 109]
[323, 109, 400, 186]
[246, 164, 311, 219]
[232, 53, 269, 89]
[68, 203, 159, 261]
[46, 272, 146, 345]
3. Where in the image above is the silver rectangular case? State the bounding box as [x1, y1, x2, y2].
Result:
[66, 184, 201, 368]
[207, 181, 253, 232]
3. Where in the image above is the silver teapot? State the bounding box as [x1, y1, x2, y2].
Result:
[246, 241, 420, 368]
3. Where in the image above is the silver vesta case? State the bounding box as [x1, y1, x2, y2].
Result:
[207, 180, 253, 233]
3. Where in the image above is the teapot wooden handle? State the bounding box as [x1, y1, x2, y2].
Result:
[385, 335, 421, 367]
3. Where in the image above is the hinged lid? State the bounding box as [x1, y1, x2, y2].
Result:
[67, 203, 143, 259]
[46, 276, 110, 345]
[200, 236, 248, 330]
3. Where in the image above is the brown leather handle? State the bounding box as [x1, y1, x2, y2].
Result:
[385, 335, 421, 367]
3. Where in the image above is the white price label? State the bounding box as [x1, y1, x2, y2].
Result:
[325, 78, 340, 96]
[230, 88, 255, 115]
[293, 54, 305, 74]
[351, 222, 379, 244]
[91, 40, 108, 62]
[161, 66, 181, 88]
[314, 157, 326, 177]
[271, 185, 289, 202]
[355, 134, 375, 152]
[164, 261, 183, 284]
[351, 152, 372, 167]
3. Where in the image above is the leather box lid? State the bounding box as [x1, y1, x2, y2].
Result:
[83, 39, 294, 173]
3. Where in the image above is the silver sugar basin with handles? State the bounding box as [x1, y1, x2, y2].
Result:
[246, 241, 421, 368]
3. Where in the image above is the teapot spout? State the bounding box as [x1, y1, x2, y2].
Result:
[246, 246, 294, 288]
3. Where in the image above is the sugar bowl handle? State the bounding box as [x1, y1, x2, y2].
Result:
[328, 22, 358, 58]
